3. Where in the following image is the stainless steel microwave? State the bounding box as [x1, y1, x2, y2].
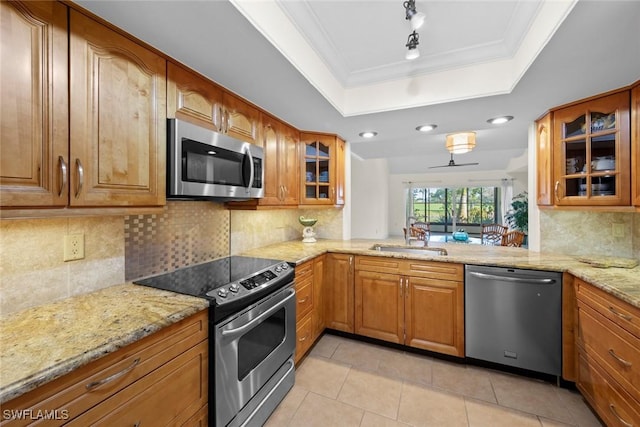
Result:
[167, 119, 264, 200]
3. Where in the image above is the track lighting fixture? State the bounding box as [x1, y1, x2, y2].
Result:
[403, 0, 425, 30]
[405, 31, 420, 60]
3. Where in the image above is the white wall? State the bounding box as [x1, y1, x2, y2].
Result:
[351, 156, 389, 239]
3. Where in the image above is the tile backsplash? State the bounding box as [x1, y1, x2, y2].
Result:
[0, 216, 125, 316]
[124, 201, 230, 280]
[540, 210, 639, 260]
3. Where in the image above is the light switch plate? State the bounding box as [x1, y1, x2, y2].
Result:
[64, 234, 85, 261]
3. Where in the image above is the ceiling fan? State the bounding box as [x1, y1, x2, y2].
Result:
[428, 153, 479, 169]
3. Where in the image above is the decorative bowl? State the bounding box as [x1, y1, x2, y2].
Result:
[299, 216, 318, 227]
[452, 229, 469, 241]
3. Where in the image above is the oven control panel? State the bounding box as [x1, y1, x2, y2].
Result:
[206, 262, 292, 305]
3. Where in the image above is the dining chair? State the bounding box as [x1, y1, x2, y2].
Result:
[403, 227, 427, 241]
[413, 221, 430, 240]
[481, 224, 508, 245]
[500, 230, 525, 247]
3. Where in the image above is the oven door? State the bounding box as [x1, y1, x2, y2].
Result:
[215, 285, 296, 427]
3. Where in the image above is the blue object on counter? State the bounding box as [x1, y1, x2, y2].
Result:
[452, 229, 469, 241]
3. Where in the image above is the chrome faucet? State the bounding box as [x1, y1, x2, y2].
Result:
[405, 216, 416, 245]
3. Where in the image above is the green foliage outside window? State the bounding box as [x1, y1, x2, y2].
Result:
[412, 187, 498, 225]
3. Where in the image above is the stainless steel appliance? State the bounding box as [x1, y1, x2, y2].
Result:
[465, 265, 562, 376]
[167, 118, 264, 200]
[134, 256, 295, 426]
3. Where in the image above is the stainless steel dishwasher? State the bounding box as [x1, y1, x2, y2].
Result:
[465, 265, 562, 376]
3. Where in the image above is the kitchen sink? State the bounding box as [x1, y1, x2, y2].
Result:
[370, 244, 448, 256]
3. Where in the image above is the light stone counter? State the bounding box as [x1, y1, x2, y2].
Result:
[240, 238, 640, 308]
[0, 284, 209, 404]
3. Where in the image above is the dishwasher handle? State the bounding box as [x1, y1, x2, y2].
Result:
[468, 271, 557, 285]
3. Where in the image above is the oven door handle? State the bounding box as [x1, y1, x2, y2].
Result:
[221, 288, 295, 339]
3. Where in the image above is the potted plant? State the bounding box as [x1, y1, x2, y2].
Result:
[504, 192, 528, 234]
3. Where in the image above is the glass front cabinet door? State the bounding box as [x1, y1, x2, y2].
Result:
[552, 90, 630, 206]
[300, 133, 337, 205]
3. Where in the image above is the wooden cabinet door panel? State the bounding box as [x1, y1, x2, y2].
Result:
[355, 270, 403, 344]
[536, 112, 553, 206]
[167, 61, 222, 131]
[324, 253, 354, 333]
[66, 342, 208, 427]
[69, 10, 166, 207]
[632, 83, 639, 207]
[312, 255, 326, 340]
[0, 0, 68, 207]
[280, 123, 300, 206]
[405, 277, 464, 356]
[222, 92, 260, 145]
[260, 118, 281, 205]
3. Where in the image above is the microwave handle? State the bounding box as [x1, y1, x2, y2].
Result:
[244, 145, 255, 192]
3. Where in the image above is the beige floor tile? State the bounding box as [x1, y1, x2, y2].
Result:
[539, 418, 577, 427]
[553, 388, 603, 427]
[331, 339, 387, 371]
[309, 333, 345, 358]
[264, 385, 308, 427]
[337, 368, 402, 419]
[489, 371, 574, 424]
[288, 392, 364, 427]
[376, 351, 433, 386]
[465, 398, 542, 427]
[295, 355, 350, 399]
[432, 359, 497, 403]
[360, 412, 412, 427]
[398, 382, 468, 427]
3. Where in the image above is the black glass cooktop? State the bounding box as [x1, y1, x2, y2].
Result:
[133, 256, 284, 298]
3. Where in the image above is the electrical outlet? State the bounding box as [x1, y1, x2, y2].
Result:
[63, 234, 85, 261]
[612, 223, 625, 238]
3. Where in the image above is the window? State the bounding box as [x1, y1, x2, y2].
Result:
[412, 187, 499, 229]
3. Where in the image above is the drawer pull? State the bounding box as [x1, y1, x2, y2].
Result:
[298, 297, 308, 304]
[299, 335, 308, 342]
[608, 349, 632, 368]
[609, 306, 633, 321]
[86, 358, 141, 390]
[609, 404, 633, 427]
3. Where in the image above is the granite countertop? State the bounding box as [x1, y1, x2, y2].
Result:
[0, 284, 209, 404]
[2, 238, 638, 405]
[240, 238, 640, 308]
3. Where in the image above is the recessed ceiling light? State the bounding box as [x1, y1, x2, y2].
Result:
[487, 116, 514, 125]
[359, 131, 377, 138]
[416, 124, 437, 132]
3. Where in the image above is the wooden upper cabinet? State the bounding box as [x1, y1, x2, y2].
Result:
[632, 82, 640, 207]
[222, 92, 261, 146]
[300, 132, 345, 206]
[167, 61, 223, 132]
[552, 90, 630, 206]
[69, 10, 166, 207]
[167, 62, 260, 146]
[0, 1, 68, 208]
[536, 112, 553, 206]
[280, 122, 300, 206]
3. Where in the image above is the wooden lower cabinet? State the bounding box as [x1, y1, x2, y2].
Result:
[576, 278, 640, 425]
[294, 255, 327, 363]
[324, 253, 355, 333]
[354, 270, 404, 344]
[354, 256, 464, 357]
[1, 310, 208, 427]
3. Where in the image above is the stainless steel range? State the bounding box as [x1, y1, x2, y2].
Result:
[134, 256, 296, 427]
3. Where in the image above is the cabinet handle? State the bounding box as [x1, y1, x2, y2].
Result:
[609, 306, 633, 321]
[554, 180, 560, 202]
[399, 278, 404, 297]
[134, 423, 141, 427]
[283, 185, 288, 198]
[218, 106, 224, 132]
[608, 349, 632, 368]
[405, 278, 409, 299]
[299, 334, 308, 342]
[86, 358, 140, 390]
[609, 404, 633, 427]
[75, 158, 84, 199]
[298, 297, 308, 304]
[58, 156, 67, 197]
